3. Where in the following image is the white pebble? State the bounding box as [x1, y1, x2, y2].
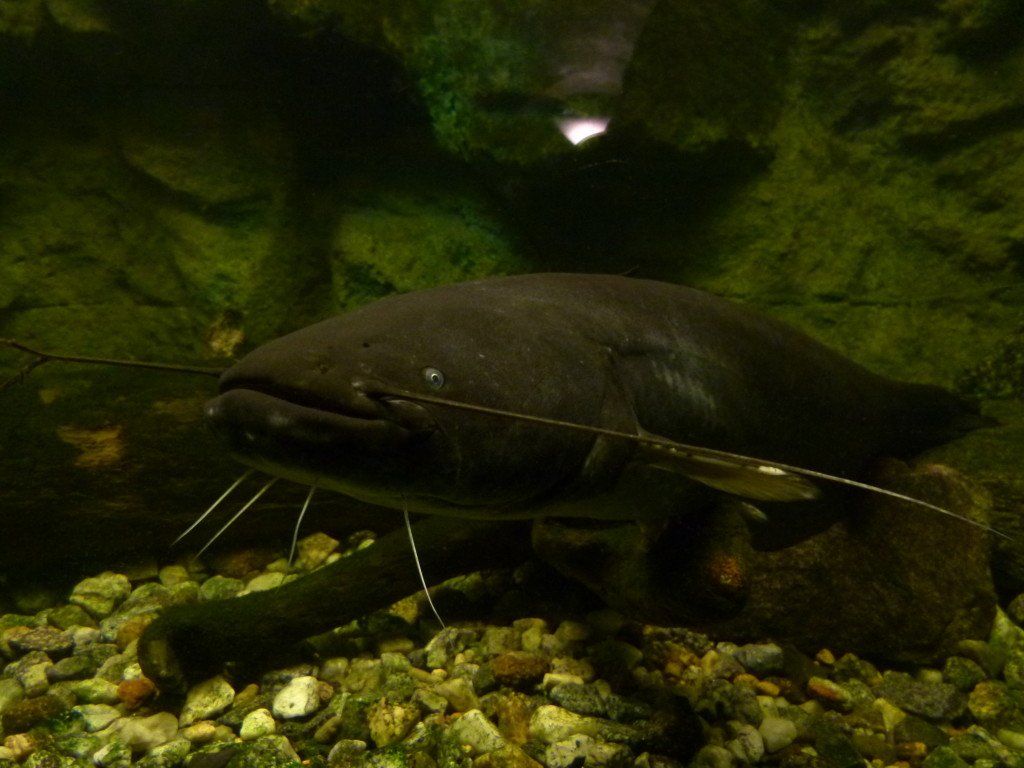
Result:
[272, 676, 321, 719]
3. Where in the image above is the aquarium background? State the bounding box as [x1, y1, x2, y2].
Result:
[0, 1, 1022, 584]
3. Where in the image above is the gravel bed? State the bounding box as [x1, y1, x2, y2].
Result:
[3, 530, 1024, 768]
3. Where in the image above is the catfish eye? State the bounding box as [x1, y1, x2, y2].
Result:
[422, 367, 446, 390]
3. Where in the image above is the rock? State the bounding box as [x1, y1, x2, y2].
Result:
[94, 739, 133, 768]
[473, 744, 543, 768]
[732, 644, 784, 676]
[726, 723, 765, 763]
[69, 573, 131, 618]
[139, 737, 191, 768]
[876, 671, 967, 720]
[196, 576, 243, 603]
[367, 699, 420, 746]
[179, 676, 236, 727]
[690, 744, 736, 768]
[271, 675, 321, 719]
[548, 683, 607, 717]
[544, 735, 632, 768]
[529, 705, 638, 744]
[758, 717, 798, 753]
[490, 652, 549, 688]
[8, 627, 73, 657]
[0, 677, 25, 712]
[295, 532, 340, 570]
[943, 656, 988, 692]
[922, 746, 970, 768]
[0, 693, 66, 733]
[434, 677, 479, 712]
[451, 709, 505, 754]
[47, 655, 94, 682]
[47, 605, 96, 631]
[239, 708, 276, 740]
[967, 681, 1024, 730]
[114, 712, 180, 752]
[73, 703, 121, 732]
[70, 678, 119, 704]
[117, 677, 157, 709]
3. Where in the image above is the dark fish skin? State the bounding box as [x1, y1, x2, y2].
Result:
[202, 273, 982, 521]
[138, 273, 987, 691]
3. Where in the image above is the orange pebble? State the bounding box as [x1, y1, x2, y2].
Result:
[117, 677, 157, 709]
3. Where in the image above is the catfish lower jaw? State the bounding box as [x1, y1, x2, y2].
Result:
[204, 388, 435, 473]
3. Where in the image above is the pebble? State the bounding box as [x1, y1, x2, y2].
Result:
[8, 626, 74, 656]
[544, 734, 632, 768]
[451, 709, 506, 754]
[1, 532, 1024, 768]
[240, 708, 277, 739]
[732, 643, 784, 676]
[73, 703, 121, 731]
[94, 739, 133, 768]
[196, 575, 243, 602]
[726, 722, 765, 762]
[272, 675, 321, 719]
[179, 675, 236, 726]
[70, 677, 120, 703]
[876, 670, 966, 720]
[69, 572, 131, 618]
[758, 716, 798, 752]
[295, 532, 340, 570]
[113, 711, 180, 752]
[367, 699, 420, 746]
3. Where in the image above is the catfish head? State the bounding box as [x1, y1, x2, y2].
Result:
[204, 284, 627, 517]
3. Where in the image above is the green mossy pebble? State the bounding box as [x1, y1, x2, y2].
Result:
[69, 678, 119, 704]
[197, 576, 244, 602]
[949, 728, 1007, 762]
[968, 681, 1024, 730]
[944, 656, 988, 692]
[240, 708, 277, 740]
[689, 745, 734, 768]
[23, 749, 85, 768]
[93, 739, 132, 768]
[47, 656, 94, 683]
[814, 725, 863, 768]
[68, 574, 131, 619]
[876, 671, 966, 720]
[180, 676, 236, 726]
[923, 746, 971, 768]
[0, 692, 66, 732]
[46, 605, 97, 631]
[894, 715, 950, 749]
[548, 682, 607, 717]
[0, 678, 25, 713]
[136, 738, 191, 768]
[53, 734, 103, 760]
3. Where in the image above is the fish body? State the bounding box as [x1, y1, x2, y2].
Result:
[205, 273, 980, 522]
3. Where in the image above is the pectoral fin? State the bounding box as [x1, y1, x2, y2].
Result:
[636, 437, 821, 502]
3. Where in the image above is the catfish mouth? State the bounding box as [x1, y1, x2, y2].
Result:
[204, 376, 438, 461]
